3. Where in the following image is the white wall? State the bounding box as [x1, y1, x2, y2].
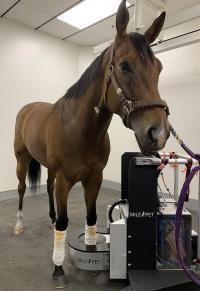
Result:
[78, 46, 94, 76]
[0, 18, 79, 192]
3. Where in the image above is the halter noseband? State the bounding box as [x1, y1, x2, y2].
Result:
[104, 45, 169, 128]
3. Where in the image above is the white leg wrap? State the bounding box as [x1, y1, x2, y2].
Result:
[14, 211, 23, 234]
[53, 230, 67, 266]
[85, 224, 97, 245]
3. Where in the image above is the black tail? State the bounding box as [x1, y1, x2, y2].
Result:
[28, 158, 41, 193]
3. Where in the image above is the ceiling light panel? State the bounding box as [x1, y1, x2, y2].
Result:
[57, 0, 131, 29]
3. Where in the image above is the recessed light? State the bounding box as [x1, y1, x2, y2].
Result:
[57, 0, 131, 30]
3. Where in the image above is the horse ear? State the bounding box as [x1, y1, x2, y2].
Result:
[116, 0, 129, 39]
[144, 12, 166, 44]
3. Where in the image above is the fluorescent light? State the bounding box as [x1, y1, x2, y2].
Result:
[57, 0, 131, 30]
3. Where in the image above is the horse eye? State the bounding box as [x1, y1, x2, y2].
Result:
[120, 61, 130, 73]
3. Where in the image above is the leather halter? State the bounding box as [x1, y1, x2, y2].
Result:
[104, 45, 169, 128]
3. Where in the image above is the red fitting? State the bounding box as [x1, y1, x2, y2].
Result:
[196, 258, 200, 264]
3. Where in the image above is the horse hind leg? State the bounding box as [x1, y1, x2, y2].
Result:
[14, 151, 31, 235]
[47, 169, 56, 228]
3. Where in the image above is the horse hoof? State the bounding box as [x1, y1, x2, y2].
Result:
[14, 226, 23, 235]
[52, 266, 69, 289]
[52, 275, 69, 289]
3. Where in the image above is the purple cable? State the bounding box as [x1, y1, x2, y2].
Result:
[170, 124, 200, 285]
[176, 165, 200, 285]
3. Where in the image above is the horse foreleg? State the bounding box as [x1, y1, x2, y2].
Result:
[52, 170, 73, 288]
[82, 171, 103, 245]
[47, 169, 56, 227]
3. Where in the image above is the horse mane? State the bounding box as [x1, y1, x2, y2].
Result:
[64, 33, 153, 100]
[129, 32, 153, 61]
[64, 48, 108, 99]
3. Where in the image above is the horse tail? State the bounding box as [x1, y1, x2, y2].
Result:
[28, 158, 41, 193]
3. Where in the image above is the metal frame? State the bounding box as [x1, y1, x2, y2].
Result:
[93, 0, 200, 56]
[152, 29, 200, 54]
[159, 152, 199, 199]
[93, 28, 200, 56]
[133, 0, 144, 31]
[159, 152, 200, 261]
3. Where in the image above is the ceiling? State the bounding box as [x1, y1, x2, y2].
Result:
[0, 0, 200, 46]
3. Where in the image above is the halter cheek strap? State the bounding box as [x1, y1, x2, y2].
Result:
[104, 45, 170, 128]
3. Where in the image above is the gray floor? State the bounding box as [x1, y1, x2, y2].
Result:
[0, 187, 127, 291]
[0, 187, 199, 291]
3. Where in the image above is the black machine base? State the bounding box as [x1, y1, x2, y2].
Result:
[125, 270, 200, 291]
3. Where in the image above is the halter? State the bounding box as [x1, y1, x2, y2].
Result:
[104, 45, 170, 128]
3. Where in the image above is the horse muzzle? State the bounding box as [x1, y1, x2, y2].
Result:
[135, 123, 170, 155]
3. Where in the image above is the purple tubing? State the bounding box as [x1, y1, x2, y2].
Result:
[181, 142, 199, 161]
[169, 124, 200, 285]
[175, 165, 200, 285]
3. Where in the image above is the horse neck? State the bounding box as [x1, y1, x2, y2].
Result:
[60, 73, 112, 145]
[77, 76, 113, 143]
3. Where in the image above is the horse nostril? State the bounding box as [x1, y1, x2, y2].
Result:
[147, 127, 158, 144]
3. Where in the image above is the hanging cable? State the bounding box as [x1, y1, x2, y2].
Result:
[160, 172, 174, 199]
[108, 199, 127, 223]
[158, 183, 167, 207]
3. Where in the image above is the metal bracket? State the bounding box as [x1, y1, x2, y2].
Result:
[134, 0, 145, 31]
[135, 157, 160, 166]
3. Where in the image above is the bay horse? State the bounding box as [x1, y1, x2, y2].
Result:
[14, 0, 170, 288]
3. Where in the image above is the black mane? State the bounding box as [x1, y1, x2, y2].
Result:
[129, 32, 153, 61]
[65, 49, 107, 99]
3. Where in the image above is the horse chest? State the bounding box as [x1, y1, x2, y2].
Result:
[48, 120, 111, 181]
[61, 155, 106, 182]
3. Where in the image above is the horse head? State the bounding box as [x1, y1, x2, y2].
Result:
[105, 0, 170, 155]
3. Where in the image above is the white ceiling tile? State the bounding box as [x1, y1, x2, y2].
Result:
[5, 2, 50, 28]
[148, 0, 200, 14]
[39, 18, 79, 39]
[85, 17, 116, 42]
[67, 31, 102, 47]
[0, 0, 17, 16]
[21, 0, 80, 17]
